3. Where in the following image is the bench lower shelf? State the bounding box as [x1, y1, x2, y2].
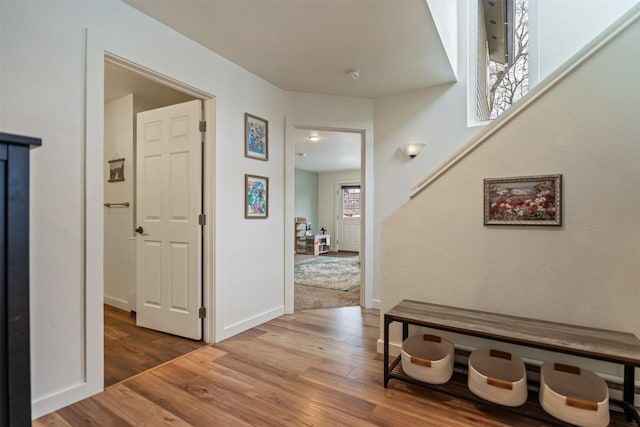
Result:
[387, 356, 639, 427]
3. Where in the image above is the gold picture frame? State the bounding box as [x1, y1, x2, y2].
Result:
[484, 174, 562, 226]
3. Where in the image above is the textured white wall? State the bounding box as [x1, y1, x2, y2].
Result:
[373, 0, 638, 310]
[1, 0, 285, 416]
[381, 15, 640, 378]
[294, 168, 319, 230]
[284, 92, 374, 310]
[103, 95, 135, 310]
[530, 0, 639, 84]
[426, 0, 458, 76]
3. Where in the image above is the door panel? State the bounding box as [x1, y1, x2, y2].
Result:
[136, 99, 202, 340]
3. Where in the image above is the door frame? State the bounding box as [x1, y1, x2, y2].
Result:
[334, 180, 362, 253]
[84, 31, 216, 401]
[284, 124, 373, 312]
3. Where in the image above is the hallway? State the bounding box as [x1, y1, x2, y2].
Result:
[104, 305, 206, 386]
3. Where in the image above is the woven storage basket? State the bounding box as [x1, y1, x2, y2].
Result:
[539, 362, 609, 427]
[467, 348, 528, 407]
[400, 334, 454, 384]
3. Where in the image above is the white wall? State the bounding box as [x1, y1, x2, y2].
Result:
[283, 92, 374, 311]
[426, 0, 458, 77]
[318, 170, 361, 252]
[373, 2, 477, 307]
[103, 93, 195, 311]
[103, 94, 135, 310]
[1, 0, 285, 417]
[372, 0, 639, 310]
[530, 0, 639, 84]
[381, 10, 640, 382]
[294, 168, 318, 230]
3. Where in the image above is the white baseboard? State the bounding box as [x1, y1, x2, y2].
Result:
[377, 338, 401, 356]
[104, 296, 130, 311]
[32, 381, 102, 419]
[218, 305, 284, 342]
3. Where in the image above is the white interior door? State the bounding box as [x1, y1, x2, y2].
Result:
[136, 99, 202, 340]
[336, 184, 361, 252]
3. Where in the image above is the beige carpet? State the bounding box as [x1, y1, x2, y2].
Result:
[294, 252, 360, 311]
[294, 284, 360, 311]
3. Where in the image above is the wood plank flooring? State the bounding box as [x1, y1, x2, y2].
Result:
[36, 307, 635, 426]
[103, 304, 206, 387]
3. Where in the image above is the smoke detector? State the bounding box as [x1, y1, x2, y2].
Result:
[346, 68, 360, 80]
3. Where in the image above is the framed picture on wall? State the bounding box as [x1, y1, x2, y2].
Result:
[245, 174, 269, 219]
[245, 113, 268, 161]
[108, 158, 125, 182]
[484, 174, 562, 226]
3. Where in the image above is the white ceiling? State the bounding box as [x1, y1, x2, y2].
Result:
[104, 62, 195, 105]
[112, 0, 457, 172]
[105, 63, 360, 171]
[294, 129, 361, 172]
[122, 0, 456, 98]
[105, 62, 361, 171]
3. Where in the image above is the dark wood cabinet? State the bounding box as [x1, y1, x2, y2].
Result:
[0, 132, 40, 426]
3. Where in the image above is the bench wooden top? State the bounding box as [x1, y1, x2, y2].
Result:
[386, 299, 640, 365]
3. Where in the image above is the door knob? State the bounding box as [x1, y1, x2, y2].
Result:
[135, 226, 145, 234]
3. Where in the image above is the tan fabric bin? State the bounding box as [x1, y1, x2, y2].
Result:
[400, 334, 454, 384]
[539, 362, 609, 427]
[467, 348, 528, 407]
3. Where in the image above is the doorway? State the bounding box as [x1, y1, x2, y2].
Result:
[103, 61, 207, 384]
[292, 128, 363, 311]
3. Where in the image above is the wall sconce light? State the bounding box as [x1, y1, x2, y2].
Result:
[308, 135, 320, 142]
[403, 142, 426, 159]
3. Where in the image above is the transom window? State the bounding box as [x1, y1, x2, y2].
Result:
[478, 0, 529, 120]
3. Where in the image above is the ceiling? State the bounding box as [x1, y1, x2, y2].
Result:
[122, 0, 456, 99]
[104, 62, 195, 105]
[105, 62, 360, 171]
[294, 129, 361, 172]
[112, 0, 458, 172]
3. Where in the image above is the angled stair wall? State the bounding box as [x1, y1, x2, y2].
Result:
[380, 4, 640, 386]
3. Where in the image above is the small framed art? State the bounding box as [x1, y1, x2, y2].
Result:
[245, 174, 269, 219]
[484, 174, 562, 226]
[245, 113, 268, 161]
[108, 158, 125, 182]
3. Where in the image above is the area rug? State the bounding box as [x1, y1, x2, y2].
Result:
[294, 256, 360, 291]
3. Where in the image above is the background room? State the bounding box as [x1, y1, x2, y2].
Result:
[293, 129, 363, 311]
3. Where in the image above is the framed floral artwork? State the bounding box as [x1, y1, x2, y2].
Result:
[245, 113, 268, 161]
[484, 174, 562, 226]
[245, 174, 269, 219]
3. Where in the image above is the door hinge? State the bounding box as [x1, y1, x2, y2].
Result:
[199, 214, 206, 226]
[199, 121, 207, 132]
[199, 307, 206, 319]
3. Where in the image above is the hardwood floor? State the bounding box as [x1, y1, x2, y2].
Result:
[36, 307, 634, 426]
[103, 305, 206, 387]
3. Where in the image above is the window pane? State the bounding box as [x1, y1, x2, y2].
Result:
[342, 186, 360, 218]
[479, 0, 529, 120]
